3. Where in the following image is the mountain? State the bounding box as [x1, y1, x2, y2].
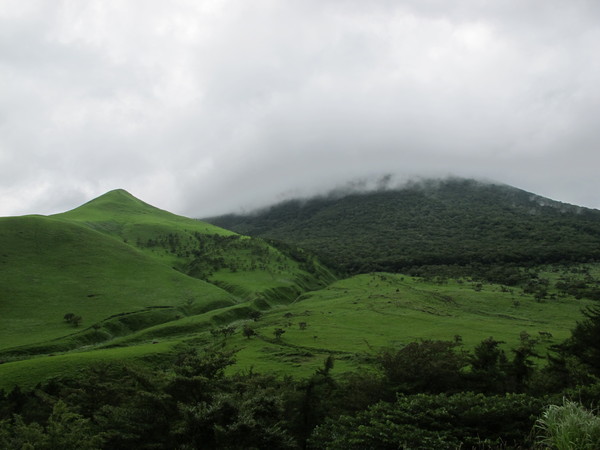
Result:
[205, 178, 600, 274]
[3, 185, 600, 449]
[0, 185, 597, 392]
[0, 189, 333, 359]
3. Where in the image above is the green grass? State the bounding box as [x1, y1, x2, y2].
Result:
[220, 273, 593, 375]
[0, 215, 234, 352]
[0, 341, 174, 390]
[0, 271, 592, 389]
[534, 400, 600, 449]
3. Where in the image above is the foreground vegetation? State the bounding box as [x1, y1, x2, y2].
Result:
[2, 304, 600, 449]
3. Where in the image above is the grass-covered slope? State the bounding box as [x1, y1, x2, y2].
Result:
[206, 178, 600, 273]
[1, 185, 596, 391]
[0, 189, 334, 361]
[221, 271, 595, 377]
[2, 268, 592, 389]
[0, 214, 234, 355]
[54, 188, 231, 238]
[56, 189, 335, 297]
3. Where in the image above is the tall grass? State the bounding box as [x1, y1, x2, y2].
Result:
[534, 399, 600, 449]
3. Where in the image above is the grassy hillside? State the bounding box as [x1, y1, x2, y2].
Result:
[0, 190, 334, 362]
[223, 271, 594, 377]
[0, 214, 234, 355]
[206, 178, 600, 273]
[3, 186, 600, 450]
[56, 189, 334, 297]
[1, 269, 593, 389]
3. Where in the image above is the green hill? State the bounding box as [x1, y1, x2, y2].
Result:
[53, 188, 230, 238]
[0, 190, 334, 361]
[56, 189, 334, 297]
[0, 214, 234, 355]
[205, 178, 600, 273]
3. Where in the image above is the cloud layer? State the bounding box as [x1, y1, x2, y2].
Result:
[2, 0, 600, 216]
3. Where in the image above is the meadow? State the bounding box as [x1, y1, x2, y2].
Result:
[1, 269, 592, 389]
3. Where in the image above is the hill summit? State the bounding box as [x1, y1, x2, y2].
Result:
[205, 178, 600, 273]
[56, 189, 175, 221]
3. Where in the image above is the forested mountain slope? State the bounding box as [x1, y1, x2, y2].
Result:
[206, 178, 600, 273]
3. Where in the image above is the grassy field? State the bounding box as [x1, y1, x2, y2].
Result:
[2, 270, 591, 390]
[219, 273, 593, 377]
[0, 341, 174, 390]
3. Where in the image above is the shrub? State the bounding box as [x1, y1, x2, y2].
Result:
[534, 399, 600, 450]
[309, 392, 544, 449]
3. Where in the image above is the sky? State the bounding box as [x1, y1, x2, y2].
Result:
[1, 0, 600, 218]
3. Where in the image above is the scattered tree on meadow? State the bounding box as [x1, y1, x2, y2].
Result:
[274, 328, 285, 341]
[249, 311, 262, 322]
[242, 324, 256, 339]
[63, 313, 82, 327]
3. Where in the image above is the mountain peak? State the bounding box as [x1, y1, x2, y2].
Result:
[81, 188, 149, 208]
[103, 188, 135, 197]
[54, 188, 165, 220]
[92, 188, 144, 205]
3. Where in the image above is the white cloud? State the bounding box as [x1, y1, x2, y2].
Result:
[1, 0, 599, 217]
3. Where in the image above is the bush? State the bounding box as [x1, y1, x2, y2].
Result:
[309, 392, 544, 449]
[377, 340, 467, 394]
[534, 399, 600, 450]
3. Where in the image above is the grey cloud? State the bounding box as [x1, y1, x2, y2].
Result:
[1, 0, 599, 217]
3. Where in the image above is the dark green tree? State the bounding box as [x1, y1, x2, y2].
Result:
[560, 305, 600, 377]
[63, 313, 75, 322]
[467, 337, 509, 393]
[242, 324, 256, 339]
[308, 392, 544, 449]
[274, 328, 285, 341]
[0, 401, 104, 450]
[377, 340, 467, 394]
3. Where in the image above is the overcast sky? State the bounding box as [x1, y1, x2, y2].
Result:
[1, 0, 600, 217]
